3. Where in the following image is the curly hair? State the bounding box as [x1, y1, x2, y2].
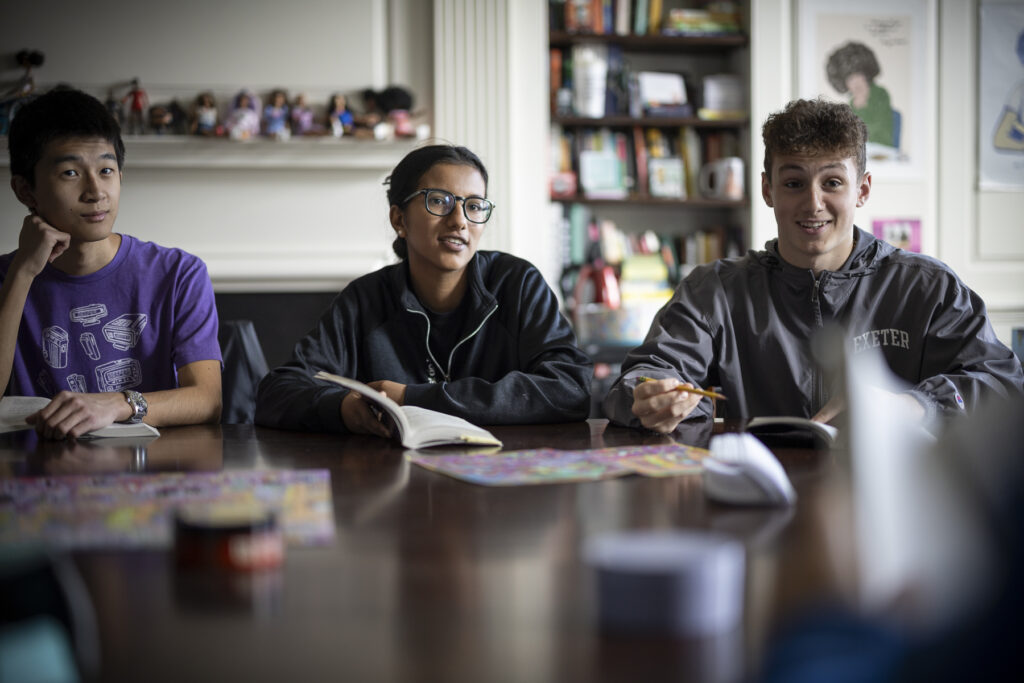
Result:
[761, 98, 868, 179]
[825, 42, 881, 94]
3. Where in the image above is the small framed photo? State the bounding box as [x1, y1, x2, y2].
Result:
[648, 157, 685, 198]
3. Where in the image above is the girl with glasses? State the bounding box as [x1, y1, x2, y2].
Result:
[256, 144, 593, 435]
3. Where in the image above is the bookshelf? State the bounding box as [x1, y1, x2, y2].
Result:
[548, 30, 750, 211]
[548, 0, 751, 361]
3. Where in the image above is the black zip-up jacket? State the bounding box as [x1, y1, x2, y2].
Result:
[605, 228, 1024, 425]
[256, 251, 593, 431]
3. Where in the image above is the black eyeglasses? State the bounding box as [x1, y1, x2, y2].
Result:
[401, 189, 495, 224]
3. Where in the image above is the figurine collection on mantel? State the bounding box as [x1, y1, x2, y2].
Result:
[104, 80, 427, 142]
[1, 52, 427, 142]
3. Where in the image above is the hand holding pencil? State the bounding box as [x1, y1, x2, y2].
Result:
[636, 376, 727, 401]
[631, 376, 726, 434]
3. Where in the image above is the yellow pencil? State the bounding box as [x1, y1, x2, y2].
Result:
[637, 376, 728, 401]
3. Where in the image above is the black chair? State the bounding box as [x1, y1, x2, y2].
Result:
[218, 320, 269, 424]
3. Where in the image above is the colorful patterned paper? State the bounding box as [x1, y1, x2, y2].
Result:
[0, 469, 335, 549]
[407, 443, 707, 486]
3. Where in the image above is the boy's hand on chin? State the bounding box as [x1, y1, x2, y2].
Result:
[14, 214, 70, 276]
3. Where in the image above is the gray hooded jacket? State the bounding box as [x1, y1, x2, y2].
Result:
[604, 228, 1024, 425]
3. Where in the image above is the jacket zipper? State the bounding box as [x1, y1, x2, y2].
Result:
[407, 304, 498, 382]
[811, 273, 826, 409]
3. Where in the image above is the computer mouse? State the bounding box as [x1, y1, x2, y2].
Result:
[702, 433, 797, 506]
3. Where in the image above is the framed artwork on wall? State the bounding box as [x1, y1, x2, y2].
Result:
[797, 0, 937, 180]
[978, 1, 1024, 191]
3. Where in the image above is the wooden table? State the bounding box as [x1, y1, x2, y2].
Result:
[1, 420, 837, 683]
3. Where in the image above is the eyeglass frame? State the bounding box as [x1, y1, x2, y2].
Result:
[400, 188, 496, 224]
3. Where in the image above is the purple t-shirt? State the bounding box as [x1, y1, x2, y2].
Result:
[0, 234, 221, 397]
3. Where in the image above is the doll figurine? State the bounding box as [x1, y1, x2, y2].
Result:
[121, 78, 149, 135]
[105, 87, 123, 127]
[225, 89, 261, 141]
[289, 93, 325, 136]
[262, 88, 290, 140]
[148, 103, 174, 134]
[353, 86, 416, 139]
[327, 93, 354, 137]
[191, 91, 221, 136]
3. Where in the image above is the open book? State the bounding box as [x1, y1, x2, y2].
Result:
[745, 416, 838, 449]
[0, 396, 160, 439]
[314, 371, 502, 449]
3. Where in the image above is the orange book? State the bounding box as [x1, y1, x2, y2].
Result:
[549, 48, 562, 114]
[592, 0, 604, 33]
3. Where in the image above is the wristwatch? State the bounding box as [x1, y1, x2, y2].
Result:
[122, 390, 148, 424]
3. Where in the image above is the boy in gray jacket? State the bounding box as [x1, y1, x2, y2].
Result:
[604, 98, 1023, 433]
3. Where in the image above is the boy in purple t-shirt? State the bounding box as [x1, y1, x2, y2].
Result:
[0, 88, 222, 438]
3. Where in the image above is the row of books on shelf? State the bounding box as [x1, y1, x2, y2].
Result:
[550, 123, 742, 200]
[551, 42, 744, 121]
[551, 0, 743, 37]
[555, 204, 744, 276]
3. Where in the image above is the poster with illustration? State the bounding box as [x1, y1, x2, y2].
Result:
[978, 2, 1024, 190]
[799, 0, 936, 179]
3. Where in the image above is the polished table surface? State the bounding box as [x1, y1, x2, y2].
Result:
[0, 420, 838, 683]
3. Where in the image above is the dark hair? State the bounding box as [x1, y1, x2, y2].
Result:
[327, 92, 349, 116]
[16, 49, 45, 70]
[762, 98, 868, 180]
[361, 86, 414, 114]
[825, 42, 881, 93]
[384, 145, 489, 259]
[8, 87, 125, 185]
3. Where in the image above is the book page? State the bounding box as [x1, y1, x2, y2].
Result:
[400, 406, 501, 447]
[0, 396, 50, 433]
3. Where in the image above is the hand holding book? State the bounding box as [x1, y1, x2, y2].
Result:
[339, 378, 404, 438]
[316, 372, 502, 449]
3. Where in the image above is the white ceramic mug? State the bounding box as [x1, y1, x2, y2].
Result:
[698, 157, 744, 201]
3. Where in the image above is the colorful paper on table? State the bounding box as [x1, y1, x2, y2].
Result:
[0, 469, 335, 549]
[407, 443, 707, 486]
